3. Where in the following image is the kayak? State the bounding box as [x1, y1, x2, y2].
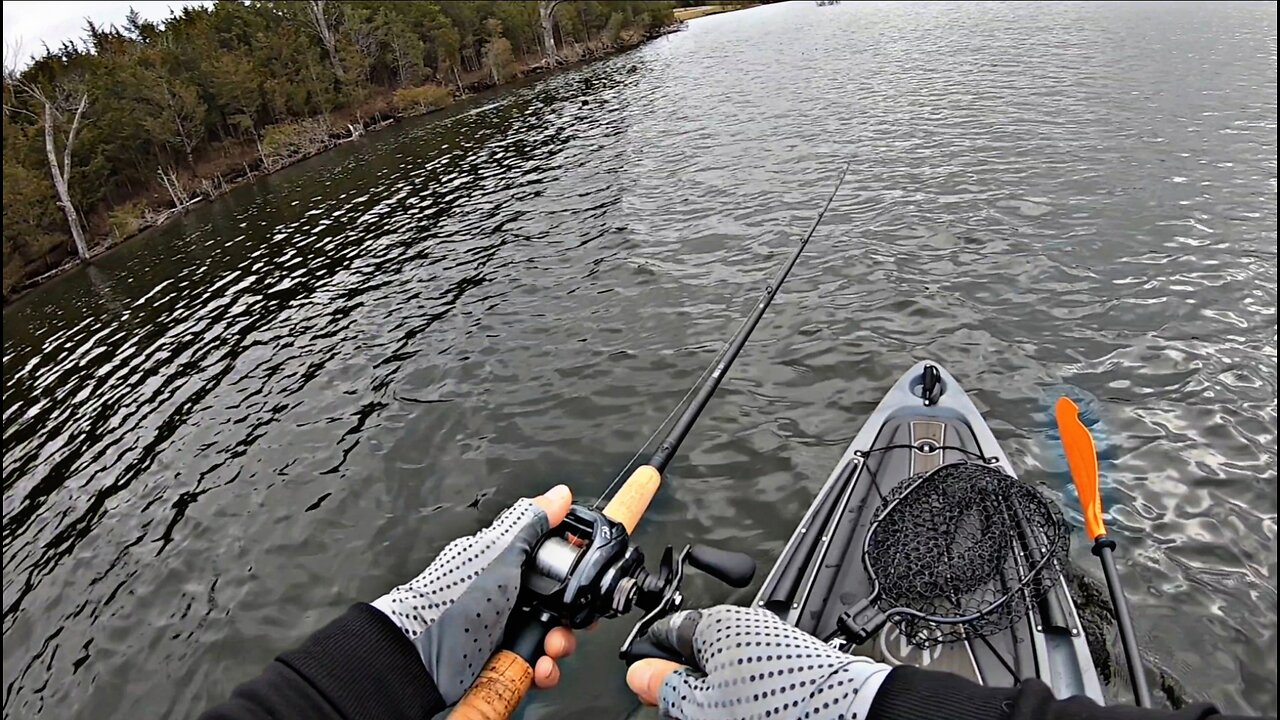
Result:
[755, 361, 1106, 702]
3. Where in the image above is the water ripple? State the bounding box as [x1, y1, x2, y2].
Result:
[3, 2, 1276, 717]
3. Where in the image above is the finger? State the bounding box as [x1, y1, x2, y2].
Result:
[531, 484, 572, 527]
[533, 655, 561, 689]
[626, 659, 686, 706]
[544, 626, 576, 659]
[644, 610, 702, 664]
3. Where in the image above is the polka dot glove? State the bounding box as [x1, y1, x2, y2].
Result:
[642, 605, 893, 720]
[370, 494, 554, 704]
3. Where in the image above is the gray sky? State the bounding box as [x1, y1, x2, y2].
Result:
[3, 1, 207, 69]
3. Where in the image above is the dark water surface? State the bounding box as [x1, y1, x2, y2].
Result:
[4, 2, 1276, 717]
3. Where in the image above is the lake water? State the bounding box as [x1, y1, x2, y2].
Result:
[3, 2, 1276, 717]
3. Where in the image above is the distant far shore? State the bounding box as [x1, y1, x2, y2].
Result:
[674, 4, 755, 22]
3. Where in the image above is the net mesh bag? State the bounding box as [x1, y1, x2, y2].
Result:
[867, 462, 1069, 648]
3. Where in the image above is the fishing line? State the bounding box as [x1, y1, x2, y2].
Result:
[593, 163, 851, 507]
[592, 347, 723, 509]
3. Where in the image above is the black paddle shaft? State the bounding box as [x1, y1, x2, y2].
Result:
[646, 165, 850, 473]
[1094, 538, 1153, 708]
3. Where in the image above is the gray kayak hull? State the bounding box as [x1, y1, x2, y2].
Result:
[754, 361, 1104, 702]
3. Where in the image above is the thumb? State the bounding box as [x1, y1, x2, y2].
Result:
[626, 659, 686, 706]
[531, 484, 572, 527]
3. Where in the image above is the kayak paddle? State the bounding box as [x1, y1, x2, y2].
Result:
[1055, 397, 1153, 708]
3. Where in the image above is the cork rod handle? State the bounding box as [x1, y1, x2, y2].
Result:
[448, 467, 662, 719]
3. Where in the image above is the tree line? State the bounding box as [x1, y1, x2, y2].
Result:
[2, 1, 677, 299]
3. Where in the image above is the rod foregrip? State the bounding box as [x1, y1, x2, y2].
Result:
[448, 650, 534, 720]
[601, 465, 661, 534]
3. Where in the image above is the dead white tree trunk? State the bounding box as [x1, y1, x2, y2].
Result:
[157, 166, 188, 208]
[45, 93, 90, 261]
[256, 135, 271, 170]
[304, 0, 345, 82]
[539, 1, 563, 61]
[8, 80, 93, 262]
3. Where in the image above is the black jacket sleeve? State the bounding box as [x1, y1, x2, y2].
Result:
[199, 603, 445, 720]
[201, 608, 1268, 720]
[867, 666, 1261, 720]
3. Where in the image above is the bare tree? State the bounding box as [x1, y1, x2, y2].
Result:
[5, 70, 92, 262]
[434, 26, 464, 91]
[345, 16, 380, 85]
[389, 34, 411, 86]
[386, 29, 423, 87]
[482, 19, 516, 86]
[157, 75, 204, 168]
[303, 0, 345, 82]
[539, 0, 563, 61]
[156, 165, 189, 209]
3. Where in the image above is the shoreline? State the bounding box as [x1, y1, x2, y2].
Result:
[673, 5, 753, 22]
[4, 22, 683, 308]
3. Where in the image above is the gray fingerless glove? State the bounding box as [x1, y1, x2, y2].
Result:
[649, 605, 893, 720]
[371, 498, 548, 703]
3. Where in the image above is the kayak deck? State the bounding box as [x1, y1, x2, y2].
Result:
[756, 361, 1103, 701]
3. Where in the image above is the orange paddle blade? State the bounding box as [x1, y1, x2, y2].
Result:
[1055, 397, 1107, 541]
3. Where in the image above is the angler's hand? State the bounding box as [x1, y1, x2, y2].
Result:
[626, 605, 892, 720]
[371, 485, 576, 703]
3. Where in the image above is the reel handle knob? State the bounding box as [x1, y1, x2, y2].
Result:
[621, 636, 689, 665]
[687, 545, 756, 588]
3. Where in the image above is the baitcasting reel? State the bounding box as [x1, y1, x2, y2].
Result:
[519, 505, 756, 661]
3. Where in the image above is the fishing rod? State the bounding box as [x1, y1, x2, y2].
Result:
[1056, 398, 1153, 708]
[448, 165, 850, 720]
[641, 163, 850, 475]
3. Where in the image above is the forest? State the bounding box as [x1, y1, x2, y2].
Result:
[1, 1, 680, 300]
